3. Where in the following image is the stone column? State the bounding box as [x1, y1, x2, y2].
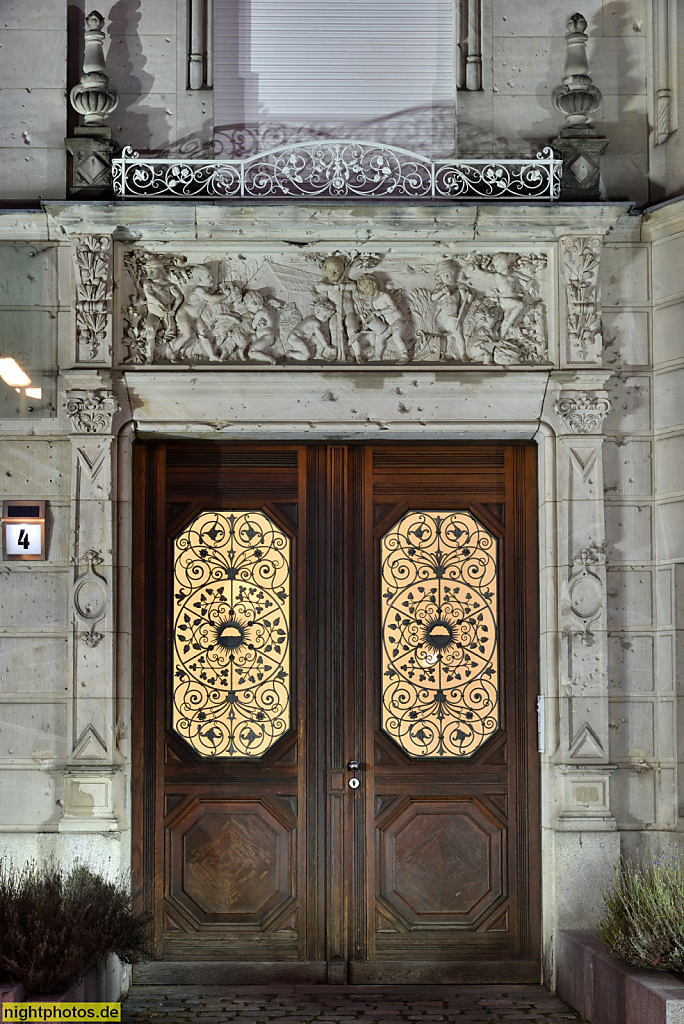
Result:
[59, 372, 122, 832]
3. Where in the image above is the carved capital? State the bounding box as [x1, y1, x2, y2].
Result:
[554, 391, 611, 434]
[65, 389, 119, 433]
[72, 235, 113, 362]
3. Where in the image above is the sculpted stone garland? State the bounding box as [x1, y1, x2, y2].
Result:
[380, 511, 499, 758]
[122, 250, 549, 367]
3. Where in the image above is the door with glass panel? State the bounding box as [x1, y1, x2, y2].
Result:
[132, 442, 540, 982]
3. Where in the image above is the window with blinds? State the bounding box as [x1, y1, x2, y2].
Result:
[213, 0, 456, 157]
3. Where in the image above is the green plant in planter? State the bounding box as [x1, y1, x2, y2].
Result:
[598, 855, 684, 972]
[0, 861, 153, 995]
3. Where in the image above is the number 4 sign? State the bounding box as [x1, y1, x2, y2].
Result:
[2, 501, 46, 561]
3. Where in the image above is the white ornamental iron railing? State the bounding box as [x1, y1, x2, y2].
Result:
[112, 141, 562, 201]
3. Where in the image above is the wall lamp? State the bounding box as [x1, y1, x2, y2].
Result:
[0, 357, 41, 400]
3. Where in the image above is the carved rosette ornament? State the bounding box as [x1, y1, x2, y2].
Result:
[65, 389, 119, 434]
[554, 392, 611, 434]
[72, 236, 113, 362]
[561, 235, 603, 362]
[121, 250, 550, 367]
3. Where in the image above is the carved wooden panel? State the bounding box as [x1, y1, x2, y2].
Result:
[168, 799, 294, 923]
[133, 441, 540, 980]
[377, 798, 504, 927]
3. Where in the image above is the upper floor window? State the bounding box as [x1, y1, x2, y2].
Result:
[211, 0, 462, 157]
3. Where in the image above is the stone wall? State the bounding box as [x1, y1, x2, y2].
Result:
[0, 194, 683, 989]
[3, 0, 684, 205]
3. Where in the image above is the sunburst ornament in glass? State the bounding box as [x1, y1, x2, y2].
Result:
[173, 510, 290, 757]
[380, 511, 498, 758]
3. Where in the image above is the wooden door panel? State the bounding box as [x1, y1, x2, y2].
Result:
[133, 443, 308, 964]
[376, 797, 505, 926]
[358, 443, 540, 982]
[133, 441, 540, 981]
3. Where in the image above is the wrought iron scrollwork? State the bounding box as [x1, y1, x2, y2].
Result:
[172, 510, 290, 758]
[381, 511, 499, 758]
[113, 143, 561, 201]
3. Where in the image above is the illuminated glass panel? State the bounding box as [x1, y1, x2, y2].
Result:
[173, 510, 290, 758]
[381, 510, 498, 758]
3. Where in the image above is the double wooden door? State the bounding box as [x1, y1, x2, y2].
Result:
[133, 442, 540, 983]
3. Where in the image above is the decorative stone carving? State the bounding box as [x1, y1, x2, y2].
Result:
[72, 236, 113, 362]
[567, 545, 605, 644]
[121, 250, 550, 367]
[66, 11, 120, 197]
[72, 549, 107, 648]
[65, 389, 119, 433]
[551, 14, 608, 200]
[69, 11, 119, 127]
[554, 392, 611, 433]
[560, 235, 603, 362]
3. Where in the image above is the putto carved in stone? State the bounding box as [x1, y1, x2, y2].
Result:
[121, 250, 550, 367]
[65, 389, 119, 433]
[554, 391, 611, 433]
[561, 235, 603, 362]
[72, 235, 112, 362]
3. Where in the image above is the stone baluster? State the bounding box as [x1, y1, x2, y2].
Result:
[551, 13, 609, 199]
[66, 11, 120, 197]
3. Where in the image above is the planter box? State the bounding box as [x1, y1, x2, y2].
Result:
[557, 930, 684, 1024]
[27, 978, 85, 1002]
[0, 983, 26, 1009]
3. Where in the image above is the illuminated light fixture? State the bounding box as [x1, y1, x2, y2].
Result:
[25, 387, 42, 399]
[0, 358, 31, 388]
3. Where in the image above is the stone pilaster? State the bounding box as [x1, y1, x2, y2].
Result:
[550, 378, 617, 830]
[59, 373, 122, 832]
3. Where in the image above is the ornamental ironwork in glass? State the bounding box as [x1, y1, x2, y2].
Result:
[380, 511, 498, 758]
[173, 510, 290, 758]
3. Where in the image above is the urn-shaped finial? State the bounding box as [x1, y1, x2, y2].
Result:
[553, 11, 602, 134]
[69, 10, 119, 126]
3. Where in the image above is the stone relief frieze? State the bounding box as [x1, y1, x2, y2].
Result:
[561, 235, 603, 362]
[120, 250, 550, 367]
[72, 235, 113, 362]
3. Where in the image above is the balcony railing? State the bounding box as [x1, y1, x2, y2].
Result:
[112, 142, 562, 201]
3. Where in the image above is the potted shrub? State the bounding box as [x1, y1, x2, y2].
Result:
[0, 861, 152, 1001]
[598, 855, 684, 972]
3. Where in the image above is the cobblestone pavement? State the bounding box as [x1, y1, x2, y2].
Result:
[121, 985, 588, 1024]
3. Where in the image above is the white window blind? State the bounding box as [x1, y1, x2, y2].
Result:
[213, 0, 455, 157]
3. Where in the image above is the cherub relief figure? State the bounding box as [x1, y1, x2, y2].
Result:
[459, 254, 527, 341]
[243, 290, 278, 363]
[430, 260, 468, 361]
[139, 257, 185, 362]
[314, 255, 359, 361]
[282, 296, 337, 361]
[355, 273, 409, 362]
[169, 264, 231, 362]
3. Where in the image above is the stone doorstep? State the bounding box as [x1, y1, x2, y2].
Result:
[556, 930, 684, 1024]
